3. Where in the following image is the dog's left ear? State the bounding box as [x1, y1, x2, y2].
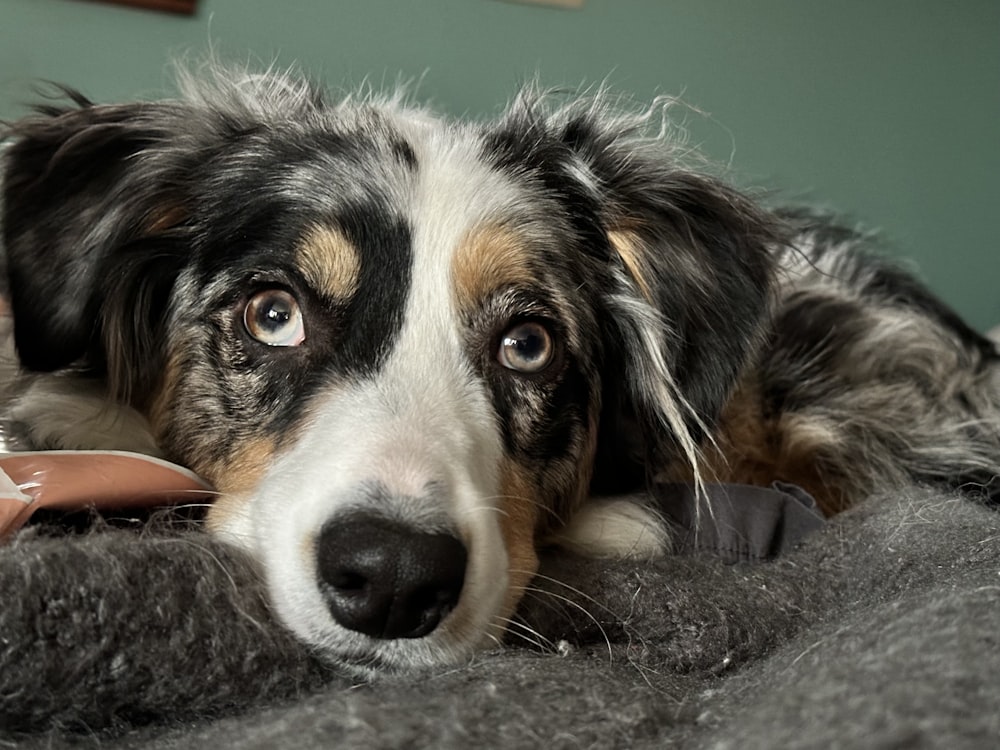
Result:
[593, 150, 776, 436]
[1, 94, 188, 392]
[511, 99, 780, 481]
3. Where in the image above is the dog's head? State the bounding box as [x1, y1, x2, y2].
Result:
[1, 71, 775, 672]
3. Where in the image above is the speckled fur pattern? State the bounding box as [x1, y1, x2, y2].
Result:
[2, 66, 999, 675]
[690, 211, 1000, 514]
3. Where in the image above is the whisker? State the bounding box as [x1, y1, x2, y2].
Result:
[164, 501, 216, 511]
[466, 493, 565, 525]
[163, 487, 222, 496]
[517, 569, 624, 622]
[515, 583, 614, 663]
[495, 615, 558, 652]
[524, 581, 669, 690]
[157, 535, 272, 635]
[455, 504, 510, 520]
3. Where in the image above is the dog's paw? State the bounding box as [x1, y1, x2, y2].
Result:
[548, 496, 670, 560]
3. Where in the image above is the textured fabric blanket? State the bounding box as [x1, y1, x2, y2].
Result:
[2, 484, 998, 749]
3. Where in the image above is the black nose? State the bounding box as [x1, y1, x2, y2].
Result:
[315, 513, 468, 640]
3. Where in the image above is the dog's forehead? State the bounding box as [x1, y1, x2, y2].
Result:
[278, 110, 574, 315]
[404, 126, 546, 306]
[181, 106, 596, 379]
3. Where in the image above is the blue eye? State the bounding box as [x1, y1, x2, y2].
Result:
[498, 321, 555, 374]
[243, 289, 305, 347]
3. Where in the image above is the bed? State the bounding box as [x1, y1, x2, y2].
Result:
[2, 479, 997, 748]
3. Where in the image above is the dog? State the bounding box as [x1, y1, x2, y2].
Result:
[2, 66, 999, 674]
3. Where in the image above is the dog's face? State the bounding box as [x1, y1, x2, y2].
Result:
[1, 71, 774, 672]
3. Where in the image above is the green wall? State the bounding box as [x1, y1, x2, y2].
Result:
[2, 0, 998, 328]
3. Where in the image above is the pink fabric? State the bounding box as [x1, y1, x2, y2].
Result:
[0, 451, 214, 539]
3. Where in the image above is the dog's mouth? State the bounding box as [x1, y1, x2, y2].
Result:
[223, 473, 516, 672]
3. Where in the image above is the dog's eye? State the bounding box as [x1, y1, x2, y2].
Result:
[243, 289, 305, 347]
[497, 321, 554, 374]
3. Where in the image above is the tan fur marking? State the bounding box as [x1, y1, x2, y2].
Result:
[146, 354, 277, 527]
[608, 229, 655, 303]
[146, 204, 186, 234]
[203, 438, 278, 530]
[146, 349, 184, 434]
[207, 438, 278, 494]
[496, 464, 543, 622]
[674, 381, 851, 516]
[298, 225, 361, 300]
[574, 415, 601, 521]
[452, 224, 535, 313]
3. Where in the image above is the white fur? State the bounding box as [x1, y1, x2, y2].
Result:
[549, 496, 670, 560]
[0, 315, 158, 455]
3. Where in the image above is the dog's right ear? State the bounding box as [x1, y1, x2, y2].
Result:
[1, 93, 184, 373]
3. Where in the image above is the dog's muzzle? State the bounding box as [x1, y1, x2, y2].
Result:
[315, 512, 468, 639]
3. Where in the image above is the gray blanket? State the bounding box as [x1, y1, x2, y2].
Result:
[2, 485, 998, 748]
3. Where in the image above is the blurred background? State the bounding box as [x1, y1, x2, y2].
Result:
[2, 0, 998, 328]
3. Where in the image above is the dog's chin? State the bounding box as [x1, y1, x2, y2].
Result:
[273, 599, 506, 678]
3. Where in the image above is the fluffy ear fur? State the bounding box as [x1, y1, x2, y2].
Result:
[582, 114, 778, 487]
[1, 93, 190, 397]
[489, 92, 779, 489]
[592, 136, 778, 485]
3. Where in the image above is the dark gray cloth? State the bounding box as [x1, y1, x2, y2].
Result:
[658, 481, 824, 562]
[2, 484, 998, 748]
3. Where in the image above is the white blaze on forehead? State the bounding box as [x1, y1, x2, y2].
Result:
[373, 123, 521, 565]
[400, 122, 531, 312]
[375, 119, 534, 491]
